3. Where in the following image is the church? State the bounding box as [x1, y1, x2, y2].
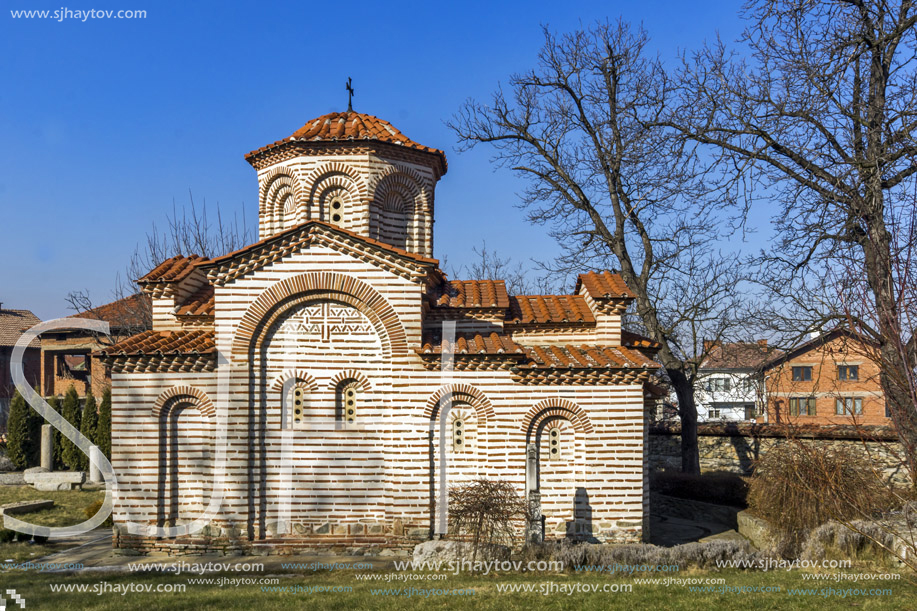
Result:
[101, 108, 660, 553]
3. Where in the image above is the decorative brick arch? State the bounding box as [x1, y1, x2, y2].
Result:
[152, 386, 215, 420]
[231, 271, 408, 360]
[269, 370, 319, 392]
[303, 161, 368, 209]
[522, 398, 593, 441]
[424, 384, 496, 424]
[369, 165, 431, 213]
[259, 168, 303, 235]
[328, 369, 373, 393]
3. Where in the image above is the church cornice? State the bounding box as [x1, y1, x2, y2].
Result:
[246, 140, 447, 179]
[198, 221, 439, 286]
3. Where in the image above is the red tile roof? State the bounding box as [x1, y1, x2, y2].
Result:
[703, 341, 782, 370]
[246, 111, 447, 173]
[435, 280, 510, 309]
[522, 344, 658, 369]
[99, 330, 215, 356]
[507, 295, 595, 325]
[576, 271, 636, 300]
[420, 332, 524, 355]
[70, 293, 151, 330]
[0, 309, 41, 348]
[138, 255, 209, 284]
[621, 330, 661, 350]
[176, 285, 215, 317]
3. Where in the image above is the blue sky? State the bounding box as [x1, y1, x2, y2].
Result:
[1, 1, 751, 320]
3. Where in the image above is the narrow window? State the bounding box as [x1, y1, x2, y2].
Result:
[336, 380, 359, 424]
[292, 385, 305, 426]
[284, 381, 310, 428]
[792, 366, 813, 382]
[330, 198, 343, 224]
[548, 427, 561, 461]
[452, 417, 465, 452]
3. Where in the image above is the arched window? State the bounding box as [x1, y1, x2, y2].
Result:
[281, 380, 311, 429]
[336, 379, 359, 424]
[330, 196, 344, 225]
[547, 425, 562, 461]
[452, 417, 466, 452]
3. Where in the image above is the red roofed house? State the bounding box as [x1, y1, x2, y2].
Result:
[102, 110, 660, 554]
[0, 307, 41, 432]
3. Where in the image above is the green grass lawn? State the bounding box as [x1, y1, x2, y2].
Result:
[1, 567, 914, 610]
[1, 485, 105, 562]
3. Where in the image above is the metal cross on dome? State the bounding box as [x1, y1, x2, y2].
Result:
[346, 77, 354, 112]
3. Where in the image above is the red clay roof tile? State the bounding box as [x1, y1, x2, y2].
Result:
[435, 280, 510, 309]
[507, 295, 596, 325]
[245, 111, 447, 173]
[175, 285, 215, 317]
[138, 255, 209, 284]
[99, 329, 214, 356]
[521, 344, 658, 369]
[576, 270, 636, 300]
[420, 332, 524, 355]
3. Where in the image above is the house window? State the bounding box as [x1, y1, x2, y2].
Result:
[452, 418, 465, 452]
[789, 397, 816, 416]
[741, 378, 756, 393]
[836, 397, 863, 415]
[792, 366, 813, 381]
[709, 408, 721, 419]
[838, 365, 859, 381]
[707, 378, 731, 392]
[744, 405, 757, 420]
[336, 380, 359, 424]
[548, 427, 561, 461]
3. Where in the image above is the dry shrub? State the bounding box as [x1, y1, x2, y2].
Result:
[448, 477, 528, 561]
[801, 520, 898, 565]
[748, 443, 899, 556]
[651, 470, 749, 507]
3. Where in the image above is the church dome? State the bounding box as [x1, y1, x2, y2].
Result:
[246, 111, 447, 174]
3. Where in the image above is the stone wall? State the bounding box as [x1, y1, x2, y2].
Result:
[649, 422, 910, 486]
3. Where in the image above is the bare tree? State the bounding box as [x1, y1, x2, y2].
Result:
[450, 21, 754, 473]
[673, 0, 917, 482]
[66, 192, 253, 336]
[449, 241, 557, 295]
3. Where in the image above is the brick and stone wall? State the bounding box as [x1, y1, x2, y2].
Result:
[649, 422, 910, 486]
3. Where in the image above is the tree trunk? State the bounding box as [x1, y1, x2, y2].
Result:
[668, 368, 700, 474]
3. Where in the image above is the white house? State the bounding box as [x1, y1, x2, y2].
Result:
[695, 341, 779, 422]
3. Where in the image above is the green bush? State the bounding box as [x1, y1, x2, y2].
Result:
[60, 386, 83, 471]
[79, 389, 98, 469]
[0, 528, 15, 543]
[4, 389, 41, 469]
[95, 387, 111, 459]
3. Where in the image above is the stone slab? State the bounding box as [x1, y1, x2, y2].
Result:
[23, 470, 85, 491]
